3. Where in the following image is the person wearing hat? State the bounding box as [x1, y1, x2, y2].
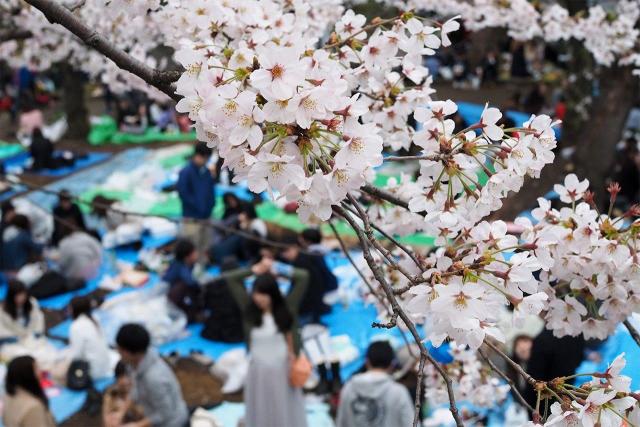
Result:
[176, 142, 217, 262]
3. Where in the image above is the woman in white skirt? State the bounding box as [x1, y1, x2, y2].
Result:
[226, 257, 309, 427]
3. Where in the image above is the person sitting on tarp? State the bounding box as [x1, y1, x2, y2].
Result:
[116, 97, 148, 134]
[280, 233, 333, 325]
[149, 101, 177, 132]
[163, 239, 202, 322]
[200, 258, 245, 343]
[29, 128, 75, 171]
[51, 189, 87, 246]
[0, 280, 44, 342]
[209, 203, 267, 265]
[55, 223, 103, 283]
[0, 214, 43, 275]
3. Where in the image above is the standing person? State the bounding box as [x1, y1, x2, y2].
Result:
[163, 239, 201, 322]
[115, 324, 188, 427]
[68, 296, 111, 379]
[177, 142, 216, 261]
[1, 214, 43, 274]
[0, 280, 44, 341]
[52, 190, 86, 246]
[337, 341, 414, 427]
[224, 256, 309, 427]
[3, 356, 56, 427]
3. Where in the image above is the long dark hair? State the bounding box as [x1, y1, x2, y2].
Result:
[6, 356, 49, 408]
[4, 280, 32, 321]
[246, 273, 292, 333]
[70, 296, 97, 327]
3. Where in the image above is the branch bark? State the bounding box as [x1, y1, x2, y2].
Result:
[477, 346, 534, 413]
[22, 0, 181, 100]
[361, 183, 410, 210]
[623, 319, 640, 348]
[0, 28, 32, 43]
[334, 204, 464, 427]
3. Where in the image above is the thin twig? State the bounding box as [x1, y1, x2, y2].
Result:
[623, 319, 640, 347]
[484, 340, 537, 386]
[335, 205, 463, 427]
[0, 28, 32, 43]
[328, 222, 390, 312]
[385, 154, 443, 162]
[414, 352, 426, 426]
[341, 202, 424, 270]
[477, 346, 534, 413]
[328, 221, 418, 358]
[22, 0, 180, 100]
[4, 177, 320, 255]
[361, 184, 410, 210]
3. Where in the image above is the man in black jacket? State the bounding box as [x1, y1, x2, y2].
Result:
[523, 328, 585, 413]
[52, 190, 86, 246]
[281, 234, 333, 324]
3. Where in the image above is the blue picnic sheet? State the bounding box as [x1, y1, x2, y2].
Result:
[4, 151, 111, 177]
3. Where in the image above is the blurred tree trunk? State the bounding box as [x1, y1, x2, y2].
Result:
[60, 62, 89, 141]
[498, 61, 637, 218]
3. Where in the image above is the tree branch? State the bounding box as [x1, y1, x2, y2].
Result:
[361, 183, 410, 210]
[484, 340, 537, 386]
[328, 222, 391, 313]
[623, 318, 640, 348]
[22, 0, 181, 100]
[477, 346, 535, 413]
[0, 28, 33, 43]
[414, 353, 426, 426]
[334, 205, 464, 427]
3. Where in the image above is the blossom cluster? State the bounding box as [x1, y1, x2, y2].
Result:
[526, 354, 639, 427]
[170, 2, 465, 222]
[516, 175, 640, 340]
[423, 343, 510, 408]
[394, 0, 640, 69]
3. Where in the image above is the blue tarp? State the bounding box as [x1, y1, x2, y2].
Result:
[4, 151, 111, 177]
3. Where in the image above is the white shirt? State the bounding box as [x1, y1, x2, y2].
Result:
[69, 314, 111, 379]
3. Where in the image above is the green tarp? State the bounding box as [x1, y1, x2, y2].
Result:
[0, 142, 24, 160]
[88, 116, 197, 145]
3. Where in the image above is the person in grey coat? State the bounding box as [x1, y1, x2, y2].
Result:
[57, 229, 102, 281]
[116, 323, 189, 427]
[337, 341, 414, 427]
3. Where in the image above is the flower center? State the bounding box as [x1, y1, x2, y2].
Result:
[223, 100, 238, 117]
[454, 292, 468, 309]
[271, 64, 285, 80]
[349, 137, 364, 153]
[270, 162, 284, 175]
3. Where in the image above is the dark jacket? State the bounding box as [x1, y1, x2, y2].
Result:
[30, 134, 54, 171]
[176, 161, 216, 219]
[52, 203, 86, 246]
[292, 253, 333, 322]
[523, 329, 585, 411]
[162, 260, 198, 289]
[225, 267, 308, 354]
[1, 226, 42, 271]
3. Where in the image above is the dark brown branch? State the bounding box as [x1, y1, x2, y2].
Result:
[361, 183, 410, 210]
[341, 202, 423, 271]
[414, 353, 426, 427]
[385, 154, 442, 162]
[334, 205, 463, 427]
[328, 222, 391, 313]
[623, 319, 640, 348]
[22, 0, 180, 100]
[0, 28, 33, 43]
[477, 346, 534, 413]
[484, 340, 537, 386]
